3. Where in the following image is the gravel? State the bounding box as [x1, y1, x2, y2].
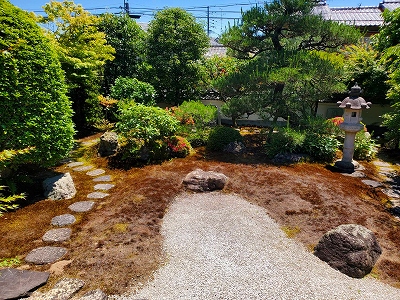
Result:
[112, 192, 400, 300]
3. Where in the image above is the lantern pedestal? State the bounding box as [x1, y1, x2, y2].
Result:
[334, 159, 360, 172]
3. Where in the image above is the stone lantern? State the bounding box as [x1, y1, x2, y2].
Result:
[334, 83, 371, 172]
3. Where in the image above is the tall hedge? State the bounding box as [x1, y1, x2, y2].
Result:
[0, 0, 75, 167]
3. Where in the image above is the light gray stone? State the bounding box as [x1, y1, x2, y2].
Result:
[51, 214, 76, 226]
[361, 179, 383, 188]
[68, 201, 95, 212]
[87, 192, 109, 199]
[0, 268, 49, 299]
[94, 183, 115, 191]
[383, 188, 400, 198]
[86, 169, 106, 176]
[66, 161, 84, 168]
[223, 141, 246, 154]
[43, 173, 76, 201]
[79, 289, 108, 300]
[182, 169, 228, 192]
[93, 175, 112, 182]
[73, 165, 94, 172]
[372, 161, 391, 167]
[34, 278, 85, 300]
[42, 228, 72, 242]
[314, 224, 382, 278]
[25, 247, 68, 265]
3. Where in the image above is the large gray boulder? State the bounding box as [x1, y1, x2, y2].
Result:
[182, 169, 228, 192]
[43, 173, 76, 200]
[314, 224, 382, 278]
[98, 131, 119, 157]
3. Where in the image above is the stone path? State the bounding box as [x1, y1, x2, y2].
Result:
[8, 159, 117, 300]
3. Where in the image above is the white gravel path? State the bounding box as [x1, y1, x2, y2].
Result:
[112, 192, 400, 300]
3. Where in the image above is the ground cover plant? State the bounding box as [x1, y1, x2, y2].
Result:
[1, 129, 400, 297]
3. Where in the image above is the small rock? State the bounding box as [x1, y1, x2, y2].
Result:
[98, 131, 119, 157]
[87, 192, 109, 199]
[25, 247, 68, 265]
[42, 228, 72, 242]
[93, 175, 112, 182]
[51, 214, 76, 226]
[69, 201, 95, 212]
[79, 289, 108, 300]
[0, 268, 49, 299]
[86, 169, 106, 176]
[43, 173, 76, 200]
[34, 278, 84, 300]
[223, 141, 246, 154]
[94, 183, 115, 191]
[66, 161, 84, 168]
[182, 169, 228, 192]
[314, 224, 382, 278]
[73, 165, 94, 172]
[361, 180, 383, 188]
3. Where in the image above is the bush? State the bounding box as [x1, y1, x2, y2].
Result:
[116, 102, 179, 162]
[207, 126, 243, 151]
[111, 77, 156, 106]
[0, 186, 24, 217]
[0, 1, 75, 167]
[167, 136, 192, 158]
[354, 131, 377, 160]
[303, 133, 340, 162]
[265, 128, 306, 158]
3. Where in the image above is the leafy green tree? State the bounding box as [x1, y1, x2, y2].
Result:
[110, 77, 156, 106]
[98, 13, 147, 94]
[39, 0, 115, 131]
[146, 8, 210, 104]
[219, 0, 360, 125]
[0, 0, 75, 167]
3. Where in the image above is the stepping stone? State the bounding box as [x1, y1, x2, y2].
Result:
[383, 188, 400, 199]
[94, 183, 115, 191]
[86, 169, 105, 176]
[87, 192, 109, 199]
[66, 161, 84, 168]
[361, 179, 384, 188]
[341, 171, 365, 178]
[0, 268, 50, 299]
[80, 289, 108, 300]
[69, 201, 95, 212]
[25, 246, 67, 264]
[51, 214, 76, 226]
[42, 228, 72, 242]
[73, 165, 94, 172]
[93, 175, 112, 182]
[39, 278, 84, 299]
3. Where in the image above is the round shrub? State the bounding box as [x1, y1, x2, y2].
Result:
[111, 77, 156, 106]
[265, 128, 305, 158]
[207, 126, 243, 151]
[167, 136, 191, 158]
[0, 0, 75, 167]
[303, 133, 340, 162]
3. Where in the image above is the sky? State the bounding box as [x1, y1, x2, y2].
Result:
[8, 0, 383, 36]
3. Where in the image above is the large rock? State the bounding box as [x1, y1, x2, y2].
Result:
[43, 173, 76, 200]
[0, 268, 49, 299]
[314, 224, 382, 278]
[98, 131, 119, 157]
[182, 169, 228, 192]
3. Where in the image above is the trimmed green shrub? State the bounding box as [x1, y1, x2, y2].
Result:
[111, 77, 156, 106]
[354, 131, 377, 161]
[0, 0, 75, 167]
[177, 101, 217, 127]
[265, 128, 306, 158]
[167, 136, 192, 158]
[207, 126, 243, 151]
[116, 102, 179, 161]
[303, 133, 340, 162]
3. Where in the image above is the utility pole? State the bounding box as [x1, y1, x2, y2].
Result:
[207, 6, 210, 37]
[123, 0, 140, 19]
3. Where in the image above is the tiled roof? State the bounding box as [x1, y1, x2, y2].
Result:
[205, 38, 227, 57]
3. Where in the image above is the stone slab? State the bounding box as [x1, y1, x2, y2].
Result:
[0, 268, 49, 299]
[51, 214, 76, 226]
[87, 192, 109, 199]
[341, 171, 365, 178]
[94, 183, 115, 191]
[43, 228, 72, 242]
[372, 161, 391, 167]
[25, 247, 67, 265]
[36, 278, 85, 300]
[383, 188, 400, 199]
[93, 175, 112, 182]
[73, 165, 94, 172]
[68, 201, 95, 212]
[361, 180, 384, 188]
[80, 289, 108, 300]
[86, 169, 106, 176]
[66, 161, 84, 168]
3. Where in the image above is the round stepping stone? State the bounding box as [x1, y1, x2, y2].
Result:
[67, 161, 84, 168]
[69, 201, 95, 212]
[94, 183, 115, 191]
[93, 175, 112, 182]
[383, 188, 400, 198]
[43, 228, 72, 242]
[373, 161, 391, 167]
[361, 179, 384, 188]
[86, 169, 105, 176]
[73, 165, 94, 172]
[87, 192, 109, 199]
[51, 214, 76, 226]
[25, 246, 67, 264]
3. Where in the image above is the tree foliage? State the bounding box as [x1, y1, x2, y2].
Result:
[219, 0, 360, 125]
[39, 0, 115, 130]
[110, 77, 156, 106]
[146, 8, 210, 104]
[98, 13, 147, 94]
[0, 0, 75, 167]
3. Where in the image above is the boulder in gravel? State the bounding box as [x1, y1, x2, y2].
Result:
[98, 131, 119, 157]
[0, 268, 49, 299]
[182, 169, 228, 192]
[43, 173, 76, 200]
[314, 224, 382, 278]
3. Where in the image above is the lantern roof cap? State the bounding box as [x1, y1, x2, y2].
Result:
[337, 83, 371, 109]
